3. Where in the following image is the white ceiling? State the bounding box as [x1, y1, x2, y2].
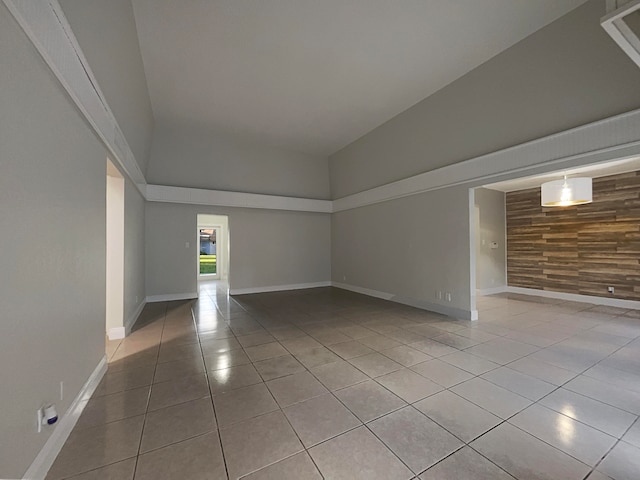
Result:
[132, 0, 588, 157]
[483, 156, 640, 192]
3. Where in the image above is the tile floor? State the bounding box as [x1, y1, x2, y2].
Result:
[47, 283, 640, 479]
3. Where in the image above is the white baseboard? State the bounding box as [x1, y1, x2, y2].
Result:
[125, 299, 146, 335]
[107, 327, 125, 340]
[332, 282, 478, 321]
[505, 286, 640, 310]
[146, 292, 198, 303]
[477, 286, 509, 296]
[23, 355, 108, 480]
[331, 282, 394, 300]
[230, 281, 332, 296]
[106, 299, 147, 340]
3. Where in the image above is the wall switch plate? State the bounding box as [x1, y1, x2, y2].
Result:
[185, 242, 190, 248]
[446, 293, 452, 302]
[437, 291, 442, 300]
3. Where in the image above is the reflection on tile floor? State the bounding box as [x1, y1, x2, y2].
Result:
[47, 284, 640, 479]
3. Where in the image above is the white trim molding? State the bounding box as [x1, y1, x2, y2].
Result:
[332, 282, 478, 321]
[146, 292, 199, 303]
[125, 299, 146, 335]
[333, 109, 640, 212]
[477, 286, 509, 296]
[230, 281, 332, 296]
[505, 286, 640, 310]
[3, 0, 146, 193]
[146, 185, 332, 213]
[23, 356, 108, 480]
[602, 0, 640, 69]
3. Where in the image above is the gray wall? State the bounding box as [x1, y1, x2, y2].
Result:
[474, 188, 507, 291]
[329, 0, 640, 198]
[59, 0, 155, 173]
[332, 187, 473, 316]
[0, 7, 107, 477]
[124, 180, 146, 324]
[146, 122, 331, 199]
[146, 203, 331, 297]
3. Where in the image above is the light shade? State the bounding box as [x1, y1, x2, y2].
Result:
[541, 177, 592, 207]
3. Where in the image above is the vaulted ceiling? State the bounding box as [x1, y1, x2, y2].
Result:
[132, 0, 589, 156]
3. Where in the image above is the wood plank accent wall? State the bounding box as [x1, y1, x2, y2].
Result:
[506, 171, 640, 300]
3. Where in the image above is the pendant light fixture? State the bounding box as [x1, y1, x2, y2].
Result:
[541, 176, 592, 207]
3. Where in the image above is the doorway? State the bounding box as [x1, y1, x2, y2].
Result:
[197, 214, 229, 283]
[106, 159, 125, 340]
[199, 227, 220, 278]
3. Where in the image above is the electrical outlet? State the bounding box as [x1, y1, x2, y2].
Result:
[446, 292, 452, 302]
[608, 286, 615, 294]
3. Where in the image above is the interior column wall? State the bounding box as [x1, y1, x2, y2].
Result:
[0, 6, 108, 476]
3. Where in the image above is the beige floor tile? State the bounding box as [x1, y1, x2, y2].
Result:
[283, 393, 361, 447]
[46, 415, 144, 480]
[200, 337, 242, 354]
[154, 356, 206, 383]
[369, 406, 463, 473]
[328, 340, 376, 359]
[471, 422, 590, 480]
[135, 432, 226, 480]
[107, 352, 158, 373]
[237, 332, 276, 347]
[419, 446, 513, 480]
[241, 452, 322, 480]
[451, 377, 531, 419]
[213, 383, 279, 427]
[64, 458, 136, 480]
[75, 386, 150, 429]
[481, 367, 556, 401]
[208, 363, 262, 394]
[309, 426, 413, 480]
[358, 334, 403, 351]
[245, 342, 289, 362]
[312, 329, 352, 345]
[408, 339, 458, 358]
[509, 404, 617, 466]
[380, 345, 431, 367]
[281, 336, 323, 354]
[349, 352, 404, 377]
[334, 380, 406, 422]
[507, 356, 578, 385]
[410, 358, 474, 388]
[375, 368, 443, 403]
[294, 346, 342, 368]
[253, 354, 305, 381]
[203, 349, 251, 371]
[148, 374, 210, 411]
[140, 397, 216, 453]
[311, 360, 369, 390]
[414, 390, 502, 442]
[93, 365, 155, 397]
[541, 388, 637, 438]
[220, 411, 303, 480]
[439, 351, 500, 375]
[266, 371, 328, 407]
[597, 441, 640, 480]
[157, 343, 202, 364]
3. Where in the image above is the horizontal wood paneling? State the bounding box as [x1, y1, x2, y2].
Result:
[506, 171, 640, 300]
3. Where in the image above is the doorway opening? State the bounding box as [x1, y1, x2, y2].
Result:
[197, 214, 229, 283]
[106, 159, 125, 340]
